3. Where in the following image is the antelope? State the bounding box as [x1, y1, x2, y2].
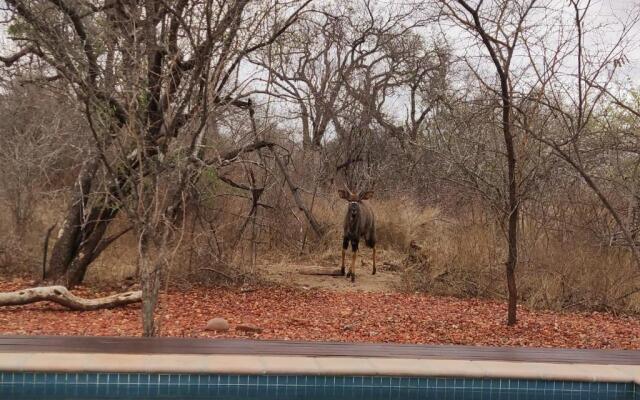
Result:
[338, 186, 376, 282]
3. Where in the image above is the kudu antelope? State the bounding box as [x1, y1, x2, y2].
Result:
[338, 186, 376, 282]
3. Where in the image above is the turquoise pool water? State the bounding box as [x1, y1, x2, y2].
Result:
[1, 372, 638, 399]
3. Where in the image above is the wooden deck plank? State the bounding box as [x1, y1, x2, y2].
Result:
[0, 335, 638, 365]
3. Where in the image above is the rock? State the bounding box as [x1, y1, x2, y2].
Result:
[205, 318, 229, 332]
[340, 308, 353, 317]
[290, 317, 309, 326]
[236, 323, 263, 333]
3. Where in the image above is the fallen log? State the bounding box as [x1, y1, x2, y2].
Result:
[297, 266, 343, 276]
[0, 286, 142, 310]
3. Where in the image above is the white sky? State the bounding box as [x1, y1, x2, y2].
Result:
[439, 0, 640, 83]
[592, 0, 640, 81]
[1, 1, 638, 92]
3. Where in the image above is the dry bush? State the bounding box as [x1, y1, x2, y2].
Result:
[518, 238, 640, 313]
[401, 214, 504, 298]
[84, 230, 138, 285]
[0, 197, 65, 279]
[0, 85, 86, 238]
[374, 197, 441, 251]
[400, 205, 640, 314]
[288, 194, 441, 269]
[0, 234, 29, 276]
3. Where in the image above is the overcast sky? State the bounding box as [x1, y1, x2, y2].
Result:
[1, 0, 638, 85]
[438, 0, 640, 83]
[592, 0, 640, 81]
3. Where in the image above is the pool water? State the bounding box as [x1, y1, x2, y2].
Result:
[1, 372, 638, 399]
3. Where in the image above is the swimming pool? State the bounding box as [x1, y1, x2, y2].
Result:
[2, 337, 639, 400]
[2, 372, 638, 400]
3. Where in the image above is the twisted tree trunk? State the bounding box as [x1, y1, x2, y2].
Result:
[45, 157, 100, 282]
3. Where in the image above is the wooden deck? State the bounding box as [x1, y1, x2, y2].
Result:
[1, 335, 638, 365]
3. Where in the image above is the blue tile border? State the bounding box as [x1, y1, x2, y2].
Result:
[0, 371, 637, 399]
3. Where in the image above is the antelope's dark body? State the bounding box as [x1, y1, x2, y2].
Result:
[338, 188, 377, 282]
[342, 201, 376, 251]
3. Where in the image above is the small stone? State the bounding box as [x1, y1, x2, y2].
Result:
[205, 318, 229, 332]
[342, 324, 353, 331]
[236, 323, 263, 333]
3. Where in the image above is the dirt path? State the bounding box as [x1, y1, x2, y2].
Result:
[259, 249, 403, 292]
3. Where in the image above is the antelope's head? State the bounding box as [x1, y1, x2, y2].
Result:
[338, 186, 374, 223]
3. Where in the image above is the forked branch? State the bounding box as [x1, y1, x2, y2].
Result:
[0, 45, 43, 67]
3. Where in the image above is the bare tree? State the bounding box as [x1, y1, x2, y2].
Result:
[435, 0, 540, 325]
[252, 0, 446, 191]
[0, 83, 84, 237]
[518, 0, 640, 272]
[0, 0, 311, 336]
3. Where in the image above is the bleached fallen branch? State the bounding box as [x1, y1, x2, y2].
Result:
[0, 286, 142, 310]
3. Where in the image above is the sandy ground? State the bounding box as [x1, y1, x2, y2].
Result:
[259, 249, 403, 292]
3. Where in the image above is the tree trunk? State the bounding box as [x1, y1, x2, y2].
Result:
[139, 228, 170, 337]
[46, 156, 124, 288]
[41, 224, 57, 282]
[64, 207, 119, 287]
[300, 101, 311, 150]
[0, 286, 141, 310]
[506, 212, 518, 326]
[140, 256, 162, 337]
[46, 156, 99, 281]
[503, 89, 519, 327]
[456, 0, 523, 326]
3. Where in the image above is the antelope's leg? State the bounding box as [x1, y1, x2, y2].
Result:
[350, 250, 357, 283]
[372, 246, 376, 275]
[341, 237, 349, 276]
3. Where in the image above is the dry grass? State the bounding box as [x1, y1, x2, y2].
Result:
[0, 198, 62, 277]
[399, 206, 640, 314]
[518, 238, 639, 313]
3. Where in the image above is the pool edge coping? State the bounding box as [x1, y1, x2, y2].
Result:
[1, 352, 639, 385]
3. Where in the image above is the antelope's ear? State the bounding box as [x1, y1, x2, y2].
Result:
[338, 189, 350, 200]
[359, 190, 374, 200]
